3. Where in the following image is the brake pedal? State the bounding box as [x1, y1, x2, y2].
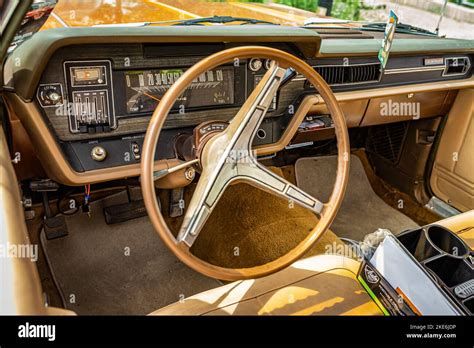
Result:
[31, 180, 69, 240]
[44, 215, 68, 240]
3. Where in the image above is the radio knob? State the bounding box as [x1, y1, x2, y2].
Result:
[91, 146, 107, 162]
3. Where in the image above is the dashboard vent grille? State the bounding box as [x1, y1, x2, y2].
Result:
[313, 63, 381, 85]
[443, 57, 471, 77]
[366, 122, 409, 164]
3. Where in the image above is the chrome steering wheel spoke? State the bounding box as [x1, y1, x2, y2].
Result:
[177, 161, 237, 247]
[177, 63, 322, 247]
[235, 160, 324, 215]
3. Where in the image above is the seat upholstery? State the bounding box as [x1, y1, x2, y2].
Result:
[150, 254, 382, 316]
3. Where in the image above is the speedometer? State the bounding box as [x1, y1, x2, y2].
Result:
[123, 66, 235, 114]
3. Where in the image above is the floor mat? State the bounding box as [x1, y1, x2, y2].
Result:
[185, 183, 345, 268]
[295, 155, 419, 241]
[42, 191, 221, 315]
[159, 167, 345, 269]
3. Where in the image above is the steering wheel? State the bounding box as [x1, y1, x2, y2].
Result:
[141, 46, 350, 281]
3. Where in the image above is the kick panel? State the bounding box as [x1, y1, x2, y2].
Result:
[431, 89, 474, 212]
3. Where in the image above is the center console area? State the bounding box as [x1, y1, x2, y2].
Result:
[397, 224, 474, 315]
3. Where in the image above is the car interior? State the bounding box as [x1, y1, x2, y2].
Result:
[1, 0, 473, 316]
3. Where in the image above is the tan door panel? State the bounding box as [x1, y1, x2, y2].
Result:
[0, 128, 74, 315]
[430, 89, 474, 212]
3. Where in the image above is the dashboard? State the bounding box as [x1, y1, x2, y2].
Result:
[3, 26, 474, 185]
[57, 60, 245, 134]
[31, 42, 309, 174]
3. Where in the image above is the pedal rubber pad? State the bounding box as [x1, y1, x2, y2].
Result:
[44, 215, 68, 240]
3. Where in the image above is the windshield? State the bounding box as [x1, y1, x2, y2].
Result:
[14, 0, 474, 42]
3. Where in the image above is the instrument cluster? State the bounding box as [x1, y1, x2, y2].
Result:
[37, 57, 278, 136]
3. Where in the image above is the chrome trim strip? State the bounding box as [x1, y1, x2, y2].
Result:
[425, 196, 461, 218]
[384, 66, 445, 74]
[312, 62, 380, 68]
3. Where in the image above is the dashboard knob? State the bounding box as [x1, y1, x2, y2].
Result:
[91, 146, 107, 162]
[249, 58, 263, 72]
[184, 166, 196, 181]
[47, 90, 61, 103]
[37, 84, 64, 107]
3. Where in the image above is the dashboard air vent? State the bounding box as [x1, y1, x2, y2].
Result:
[313, 63, 381, 85]
[443, 57, 471, 76]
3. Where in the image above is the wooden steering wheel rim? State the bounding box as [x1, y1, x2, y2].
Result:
[141, 46, 350, 281]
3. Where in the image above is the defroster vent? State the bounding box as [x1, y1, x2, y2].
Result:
[313, 63, 381, 85]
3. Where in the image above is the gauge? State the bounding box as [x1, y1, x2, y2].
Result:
[249, 58, 263, 72]
[124, 66, 235, 114]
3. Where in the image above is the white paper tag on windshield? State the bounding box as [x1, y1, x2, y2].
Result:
[378, 10, 398, 69]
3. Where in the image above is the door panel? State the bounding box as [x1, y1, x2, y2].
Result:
[430, 89, 474, 212]
[0, 127, 73, 314]
[0, 127, 45, 314]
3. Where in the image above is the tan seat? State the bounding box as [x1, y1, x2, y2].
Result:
[150, 254, 382, 316]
